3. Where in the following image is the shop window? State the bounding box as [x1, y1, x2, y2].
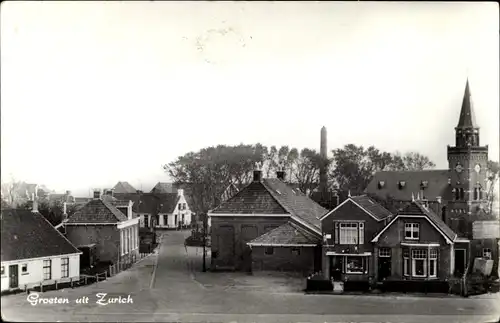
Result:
[345, 256, 366, 274]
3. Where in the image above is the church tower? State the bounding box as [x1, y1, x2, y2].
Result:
[447, 79, 489, 226]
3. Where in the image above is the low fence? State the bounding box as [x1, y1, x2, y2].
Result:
[107, 252, 150, 277]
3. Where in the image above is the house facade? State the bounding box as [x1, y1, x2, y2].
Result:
[1, 207, 81, 292]
[371, 200, 460, 282]
[365, 79, 500, 277]
[320, 195, 392, 282]
[64, 190, 139, 264]
[209, 168, 326, 274]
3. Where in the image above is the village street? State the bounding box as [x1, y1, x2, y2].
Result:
[2, 231, 499, 323]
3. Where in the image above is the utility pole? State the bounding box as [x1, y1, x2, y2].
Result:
[202, 212, 207, 272]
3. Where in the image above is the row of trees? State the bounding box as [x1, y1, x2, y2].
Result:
[164, 143, 457, 216]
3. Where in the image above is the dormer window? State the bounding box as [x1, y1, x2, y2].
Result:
[398, 181, 406, 189]
[378, 181, 385, 189]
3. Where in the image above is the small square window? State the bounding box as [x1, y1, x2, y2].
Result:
[22, 264, 28, 273]
[291, 248, 300, 256]
[398, 181, 406, 189]
[265, 247, 274, 255]
[378, 181, 385, 189]
[379, 248, 391, 257]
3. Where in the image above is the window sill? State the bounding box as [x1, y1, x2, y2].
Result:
[404, 238, 419, 240]
[345, 272, 367, 275]
[21, 273, 29, 276]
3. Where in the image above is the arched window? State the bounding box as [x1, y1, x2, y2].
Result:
[459, 188, 465, 200]
[478, 186, 483, 200]
[473, 188, 478, 200]
[454, 188, 459, 201]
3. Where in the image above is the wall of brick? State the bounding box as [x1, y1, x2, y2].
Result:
[251, 246, 317, 275]
[210, 216, 290, 271]
[376, 217, 449, 246]
[66, 225, 120, 263]
[321, 200, 387, 254]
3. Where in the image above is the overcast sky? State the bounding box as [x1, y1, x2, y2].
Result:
[1, 1, 498, 196]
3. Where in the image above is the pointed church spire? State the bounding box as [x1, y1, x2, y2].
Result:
[411, 192, 415, 202]
[457, 78, 477, 129]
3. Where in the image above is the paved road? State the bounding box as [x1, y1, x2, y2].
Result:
[2, 231, 500, 323]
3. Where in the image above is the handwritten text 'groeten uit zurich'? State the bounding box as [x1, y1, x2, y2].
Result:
[26, 292, 133, 306]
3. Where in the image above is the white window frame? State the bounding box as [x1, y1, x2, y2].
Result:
[121, 230, 125, 256]
[429, 249, 438, 278]
[339, 222, 362, 245]
[403, 249, 410, 276]
[379, 247, 391, 257]
[21, 263, 28, 274]
[411, 249, 427, 278]
[0, 266, 4, 276]
[43, 259, 52, 280]
[61, 257, 69, 278]
[345, 256, 367, 274]
[483, 248, 492, 260]
[405, 223, 420, 240]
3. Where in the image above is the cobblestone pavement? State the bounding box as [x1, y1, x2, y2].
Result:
[2, 230, 499, 323]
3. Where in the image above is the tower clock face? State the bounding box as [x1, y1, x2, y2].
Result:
[474, 164, 481, 173]
[455, 163, 463, 173]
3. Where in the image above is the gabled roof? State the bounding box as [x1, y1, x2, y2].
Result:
[210, 178, 327, 233]
[150, 182, 174, 194]
[157, 193, 181, 214]
[320, 195, 392, 222]
[350, 195, 393, 220]
[457, 79, 477, 129]
[66, 199, 128, 223]
[365, 170, 451, 202]
[113, 192, 181, 214]
[247, 221, 321, 246]
[372, 200, 457, 244]
[1, 209, 81, 262]
[112, 181, 137, 194]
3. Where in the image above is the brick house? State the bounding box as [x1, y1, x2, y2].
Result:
[209, 167, 326, 274]
[64, 190, 139, 265]
[320, 195, 392, 282]
[366, 79, 499, 277]
[371, 199, 460, 282]
[1, 207, 81, 292]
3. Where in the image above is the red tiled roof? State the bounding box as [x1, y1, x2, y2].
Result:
[1, 209, 81, 261]
[67, 199, 128, 223]
[247, 221, 321, 246]
[365, 170, 451, 201]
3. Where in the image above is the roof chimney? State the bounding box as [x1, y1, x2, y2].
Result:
[93, 189, 101, 199]
[177, 189, 184, 197]
[253, 162, 263, 182]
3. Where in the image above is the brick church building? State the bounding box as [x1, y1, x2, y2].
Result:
[366, 79, 499, 276]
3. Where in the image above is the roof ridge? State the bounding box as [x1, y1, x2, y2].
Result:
[35, 210, 80, 254]
[101, 199, 128, 221]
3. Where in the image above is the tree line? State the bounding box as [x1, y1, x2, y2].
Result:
[163, 143, 492, 216]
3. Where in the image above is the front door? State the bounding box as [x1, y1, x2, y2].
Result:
[454, 249, 466, 276]
[330, 256, 343, 281]
[378, 257, 391, 280]
[9, 264, 18, 289]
